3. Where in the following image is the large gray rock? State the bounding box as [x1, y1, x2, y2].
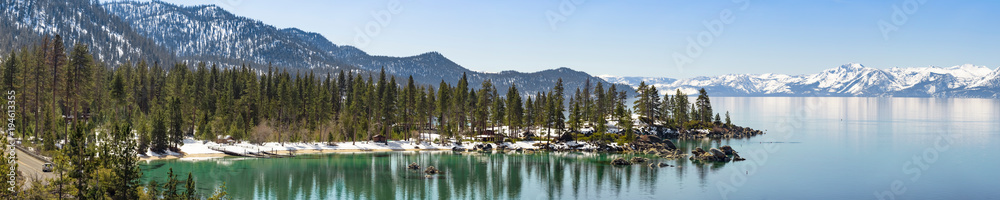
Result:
[663, 139, 677, 150]
[710, 148, 726, 159]
[720, 145, 736, 155]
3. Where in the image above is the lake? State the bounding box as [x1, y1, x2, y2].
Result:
[140, 97, 1000, 199]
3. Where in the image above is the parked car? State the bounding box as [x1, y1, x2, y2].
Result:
[42, 163, 53, 172]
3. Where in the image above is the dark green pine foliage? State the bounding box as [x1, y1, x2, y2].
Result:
[169, 97, 184, 148]
[151, 109, 169, 154]
[186, 172, 197, 200]
[725, 111, 732, 127]
[696, 88, 713, 122]
[66, 125, 93, 199]
[673, 89, 689, 125]
[108, 121, 142, 200]
[505, 84, 522, 137]
[165, 168, 180, 200]
[2, 51, 17, 92]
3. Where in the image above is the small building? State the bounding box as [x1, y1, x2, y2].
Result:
[215, 135, 235, 145]
[372, 134, 387, 144]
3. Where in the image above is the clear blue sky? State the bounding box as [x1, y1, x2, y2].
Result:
[128, 0, 1000, 78]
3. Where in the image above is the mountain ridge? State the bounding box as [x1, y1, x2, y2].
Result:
[0, 0, 633, 97]
[601, 63, 1000, 98]
[99, 0, 632, 95]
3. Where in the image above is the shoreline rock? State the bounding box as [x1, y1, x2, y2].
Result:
[611, 158, 632, 165]
[630, 157, 649, 163]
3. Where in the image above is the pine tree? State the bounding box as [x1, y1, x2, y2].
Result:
[49, 35, 67, 110]
[633, 81, 649, 120]
[151, 109, 168, 154]
[169, 97, 184, 148]
[714, 113, 722, 125]
[550, 78, 566, 136]
[673, 89, 689, 125]
[186, 172, 196, 200]
[147, 180, 161, 199]
[696, 88, 712, 122]
[165, 168, 180, 200]
[66, 42, 93, 126]
[505, 84, 522, 137]
[568, 95, 582, 131]
[109, 121, 142, 199]
[67, 125, 92, 199]
[725, 111, 732, 127]
[648, 86, 661, 120]
[2, 51, 17, 92]
[659, 94, 673, 126]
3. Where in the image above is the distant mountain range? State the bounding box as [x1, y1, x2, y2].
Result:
[1, 0, 633, 97]
[3, 0, 995, 98]
[600, 63, 1000, 98]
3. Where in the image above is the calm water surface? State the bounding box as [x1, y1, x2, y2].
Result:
[141, 97, 1000, 199]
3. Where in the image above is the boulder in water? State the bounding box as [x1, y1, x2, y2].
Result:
[611, 158, 632, 165]
[732, 152, 746, 161]
[720, 145, 736, 155]
[407, 162, 420, 170]
[710, 148, 726, 159]
[424, 166, 441, 174]
[691, 147, 706, 155]
[663, 140, 677, 150]
[648, 162, 670, 168]
[630, 157, 649, 163]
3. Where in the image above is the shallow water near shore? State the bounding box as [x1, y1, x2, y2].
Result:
[141, 97, 1000, 199]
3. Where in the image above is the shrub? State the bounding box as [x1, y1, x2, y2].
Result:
[682, 120, 713, 130]
[250, 121, 275, 145]
[615, 134, 631, 146]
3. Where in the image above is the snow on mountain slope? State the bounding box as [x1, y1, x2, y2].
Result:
[102, 1, 347, 69]
[0, 0, 174, 64]
[99, 0, 631, 97]
[602, 63, 1000, 98]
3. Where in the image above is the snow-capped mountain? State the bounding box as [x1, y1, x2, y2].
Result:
[0, 0, 174, 64]
[602, 63, 1000, 98]
[98, 0, 629, 96]
[1, 0, 630, 97]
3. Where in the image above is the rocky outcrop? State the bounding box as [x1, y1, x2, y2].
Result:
[611, 158, 632, 165]
[424, 166, 441, 174]
[630, 157, 649, 163]
[633, 135, 683, 159]
[710, 148, 726, 159]
[597, 144, 625, 152]
[691, 147, 706, 155]
[648, 162, 671, 168]
[675, 126, 765, 139]
[689, 146, 748, 162]
[720, 145, 736, 155]
[474, 143, 494, 151]
[407, 162, 420, 170]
